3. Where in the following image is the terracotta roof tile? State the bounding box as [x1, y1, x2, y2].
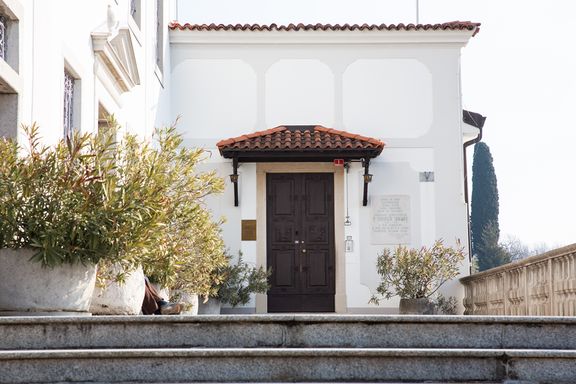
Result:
[169, 22, 481, 36]
[217, 125, 384, 159]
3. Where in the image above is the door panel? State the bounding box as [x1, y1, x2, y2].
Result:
[267, 173, 335, 312]
[267, 174, 301, 296]
[271, 178, 296, 216]
[273, 250, 296, 287]
[307, 250, 328, 286]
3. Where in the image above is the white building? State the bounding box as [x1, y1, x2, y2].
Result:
[0, 0, 172, 142]
[167, 22, 483, 314]
[0, 0, 482, 314]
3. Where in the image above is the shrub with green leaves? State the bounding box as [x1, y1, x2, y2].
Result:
[137, 125, 227, 296]
[0, 123, 127, 267]
[211, 252, 271, 307]
[0, 122, 227, 298]
[370, 240, 465, 304]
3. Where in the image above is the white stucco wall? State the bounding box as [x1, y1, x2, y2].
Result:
[169, 29, 475, 313]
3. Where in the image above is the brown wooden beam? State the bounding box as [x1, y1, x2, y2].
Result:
[362, 158, 371, 206]
[232, 157, 239, 207]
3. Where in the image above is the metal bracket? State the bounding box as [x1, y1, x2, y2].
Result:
[362, 157, 372, 206]
[232, 157, 239, 207]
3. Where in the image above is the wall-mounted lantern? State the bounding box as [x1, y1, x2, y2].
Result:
[345, 236, 354, 253]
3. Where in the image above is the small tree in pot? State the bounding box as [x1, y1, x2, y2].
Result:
[370, 240, 465, 314]
[0, 122, 227, 315]
[0, 124, 144, 314]
[199, 252, 270, 314]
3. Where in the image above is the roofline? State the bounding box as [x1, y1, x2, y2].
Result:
[463, 110, 487, 129]
[169, 22, 480, 34]
[217, 125, 384, 149]
[169, 22, 480, 46]
[219, 149, 384, 162]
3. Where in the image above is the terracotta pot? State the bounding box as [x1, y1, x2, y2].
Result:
[90, 265, 145, 315]
[399, 298, 436, 315]
[0, 248, 97, 316]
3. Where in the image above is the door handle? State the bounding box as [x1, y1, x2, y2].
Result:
[302, 249, 306, 253]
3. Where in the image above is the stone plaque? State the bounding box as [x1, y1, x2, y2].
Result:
[241, 220, 257, 241]
[371, 195, 411, 244]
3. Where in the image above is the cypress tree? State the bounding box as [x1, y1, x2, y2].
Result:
[470, 142, 507, 271]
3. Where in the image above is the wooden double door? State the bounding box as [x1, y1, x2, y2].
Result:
[266, 173, 335, 312]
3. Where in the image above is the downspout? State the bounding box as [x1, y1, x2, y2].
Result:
[463, 126, 483, 272]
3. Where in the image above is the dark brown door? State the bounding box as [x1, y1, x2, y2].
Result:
[266, 173, 335, 312]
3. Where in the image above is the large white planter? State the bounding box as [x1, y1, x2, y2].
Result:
[0, 248, 97, 316]
[198, 298, 221, 315]
[399, 298, 437, 315]
[172, 290, 199, 315]
[90, 265, 145, 315]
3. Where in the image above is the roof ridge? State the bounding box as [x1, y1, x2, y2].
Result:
[216, 126, 286, 147]
[217, 125, 385, 150]
[314, 126, 385, 147]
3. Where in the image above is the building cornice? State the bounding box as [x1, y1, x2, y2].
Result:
[169, 22, 479, 46]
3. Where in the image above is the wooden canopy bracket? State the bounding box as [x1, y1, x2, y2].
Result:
[231, 157, 239, 207]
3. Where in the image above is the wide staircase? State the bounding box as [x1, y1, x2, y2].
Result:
[1, 314, 576, 383]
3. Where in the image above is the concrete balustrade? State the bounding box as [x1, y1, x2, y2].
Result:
[461, 243, 576, 316]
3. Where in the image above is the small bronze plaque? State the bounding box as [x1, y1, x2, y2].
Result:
[241, 220, 257, 241]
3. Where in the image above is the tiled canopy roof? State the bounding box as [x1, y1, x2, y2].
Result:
[217, 125, 384, 162]
[169, 21, 481, 35]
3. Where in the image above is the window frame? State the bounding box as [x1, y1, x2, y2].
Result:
[0, 14, 6, 61]
[63, 65, 81, 138]
[155, 0, 164, 73]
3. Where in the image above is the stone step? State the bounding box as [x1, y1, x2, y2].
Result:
[0, 347, 574, 383]
[1, 314, 575, 350]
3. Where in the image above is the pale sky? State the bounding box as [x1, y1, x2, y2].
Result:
[176, 0, 576, 248]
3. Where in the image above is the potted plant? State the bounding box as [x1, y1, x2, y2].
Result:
[198, 252, 271, 314]
[91, 122, 228, 314]
[369, 240, 465, 314]
[0, 122, 227, 315]
[0, 124, 129, 315]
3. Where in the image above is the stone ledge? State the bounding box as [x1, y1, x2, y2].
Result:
[3, 313, 576, 325]
[2, 347, 574, 383]
[3, 347, 576, 360]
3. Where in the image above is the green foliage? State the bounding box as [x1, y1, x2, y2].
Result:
[212, 252, 271, 307]
[0, 122, 227, 297]
[433, 294, 458, 315]
[477, 222, 511, 271]
[0, 123, 132, 267]
[470, 142, 501, 270]
[370, 240, 465, 303]
[131, 124, 227, 296]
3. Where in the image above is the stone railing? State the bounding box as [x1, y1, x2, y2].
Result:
[461, 243, 576, 316]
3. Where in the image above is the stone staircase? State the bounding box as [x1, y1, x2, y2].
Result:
[1, 314, 576, 383]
